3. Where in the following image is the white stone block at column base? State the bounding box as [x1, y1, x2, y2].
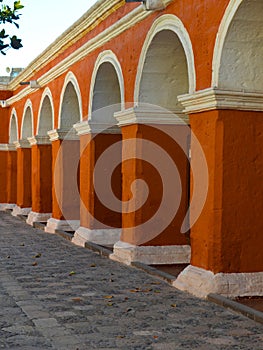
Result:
[173, 265, 263, 299]
[26, 211, 52, 226]
[110, 241, 191, 265]
[0, 203, 16, 211]
[72, 226, 121, 247]
[45, 218, 80, 234]
[12, 205, 31, 217]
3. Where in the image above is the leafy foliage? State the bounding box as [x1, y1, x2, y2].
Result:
[0, 0, 23, 55]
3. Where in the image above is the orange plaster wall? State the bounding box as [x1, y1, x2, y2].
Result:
[16, 148, 31, 208]
[31, 144, 52, 213]
[121, 124, 190, 246]
[190, 110, 263, 273]
[0, 151, 8, 202]
[79, 133, 122, 229]
[7, 150, 17, 204]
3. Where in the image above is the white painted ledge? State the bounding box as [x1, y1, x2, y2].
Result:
[110, 241, 191, 265]
[26, 211, 52, 226]
[45, 218, 80, 234]
[173, 265, 263, 298]
[72, 226, 121, 247]
[0, 203, 16, 211]
[12, 205, 31, 217]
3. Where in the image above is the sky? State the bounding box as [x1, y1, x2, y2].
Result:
[0, 0, 98, 76]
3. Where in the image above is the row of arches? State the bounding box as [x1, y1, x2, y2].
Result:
[9, 0, 263, 142]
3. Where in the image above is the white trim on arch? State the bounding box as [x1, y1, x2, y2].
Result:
[88, 50, 125, 119]
[21, 99, 34, 139]
[212, 0, 243, 88]
[58, 71, 83, 128]
[9, 108, 19, 143]
[134, 14, 196, 105]
[37, 87, 54, 135]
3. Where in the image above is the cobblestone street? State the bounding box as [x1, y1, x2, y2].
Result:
[0, 211, 262, 350]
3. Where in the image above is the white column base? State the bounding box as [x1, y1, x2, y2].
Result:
[12, 205, 31, 217]
[173, 265, 263, 298]
[45, 218, 80, 234]
[110, 241, 191, 265]
[0, 203, 16, 211]
[72, 226, 121, 247]
[26, 211, 52, 226]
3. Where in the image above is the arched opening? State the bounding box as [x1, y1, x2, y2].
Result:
[217, 0, 263, 91]
[91, 62, 121, 123]
[60, 82, 81, 129]
[21, 107, 33, 139]
[38, 95, 53, 136]
[139, 30, 189, 111]
[9, 114, 18, 143]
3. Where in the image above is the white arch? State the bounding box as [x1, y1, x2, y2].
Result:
[37, 88, 54, 135]
[88, 50, 125, 119]
[58, 71, 83, 128]
[212, 0, 243, 88]
[134, 14, 196, 104]
[21, 99, 34, 139]
[9, 108, 18, 143]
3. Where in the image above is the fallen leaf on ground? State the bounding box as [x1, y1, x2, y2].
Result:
[32, 262, 38, 266]
[104, 295, 113, 299]
[33, 253, 41, 258]
[90, 263, 96, 267]
[171, 304, 177, 308]
[72, 297, 83, 302]
[69, 271, 76, 276]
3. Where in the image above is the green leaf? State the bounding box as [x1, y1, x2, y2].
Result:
[10, 35, 22, 49]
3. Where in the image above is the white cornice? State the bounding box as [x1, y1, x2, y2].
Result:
[5, 0, 174, 106]
[0, 143, 16, 151]
[74, 120, 120, 135]
[14, 139, 31, 149]
[178, 88, 263, 114]
[114, 107, 189, 127]
[47, 129, 79, 142]
[27, 136, 51, 146]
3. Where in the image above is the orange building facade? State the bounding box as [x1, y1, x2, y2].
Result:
[0, 0, 262, 298]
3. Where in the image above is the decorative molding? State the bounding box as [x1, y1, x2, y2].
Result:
[110, 241, 191, 265]
[28, 136, 51, 146]
[72, 226, 121, 247]
[178, 88, 263, 114]
[45, 218, 80, 234]
[0, 143, 16, 151]
[74, 120, 120, 135]
[5, 0, 174, 106]
[26, 211, 52, 226]
[173, 265, 263, 299]
[114, 107, 189, 127]
[14, 139, 31, 149]
[47, 129, 79, 142]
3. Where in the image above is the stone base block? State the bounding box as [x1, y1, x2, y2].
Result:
[12, 205, 31, 217]
[72, 226, 121, 247]
[0, 203, 16, 211]
[26, 211, 52, 226]
[110, 241, 191, 265]
[173, 265, 263, 298]
[45, 218, 80, 234]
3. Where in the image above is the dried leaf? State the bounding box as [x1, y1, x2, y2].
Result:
[104, 295, 113, 299]
[32, 262, 38, 266]
[33, 253, 41, 258]
[171, 304, 177, 308]
[90, 263, 96, 267]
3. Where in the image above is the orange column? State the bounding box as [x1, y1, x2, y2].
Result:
[12, 140, 32, 216]
[174, 90, 263, 297]
[26, 136, 52, 225]
[111, 108, 191, 265]
[45, 130, 80, 233]
[72, 122, 122, 247]
[0, 144, 17, 210]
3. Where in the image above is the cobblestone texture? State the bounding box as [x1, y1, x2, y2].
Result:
[0, 211, 262, 349]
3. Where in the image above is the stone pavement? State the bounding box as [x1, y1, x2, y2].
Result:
[0, 211, 262, 350]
